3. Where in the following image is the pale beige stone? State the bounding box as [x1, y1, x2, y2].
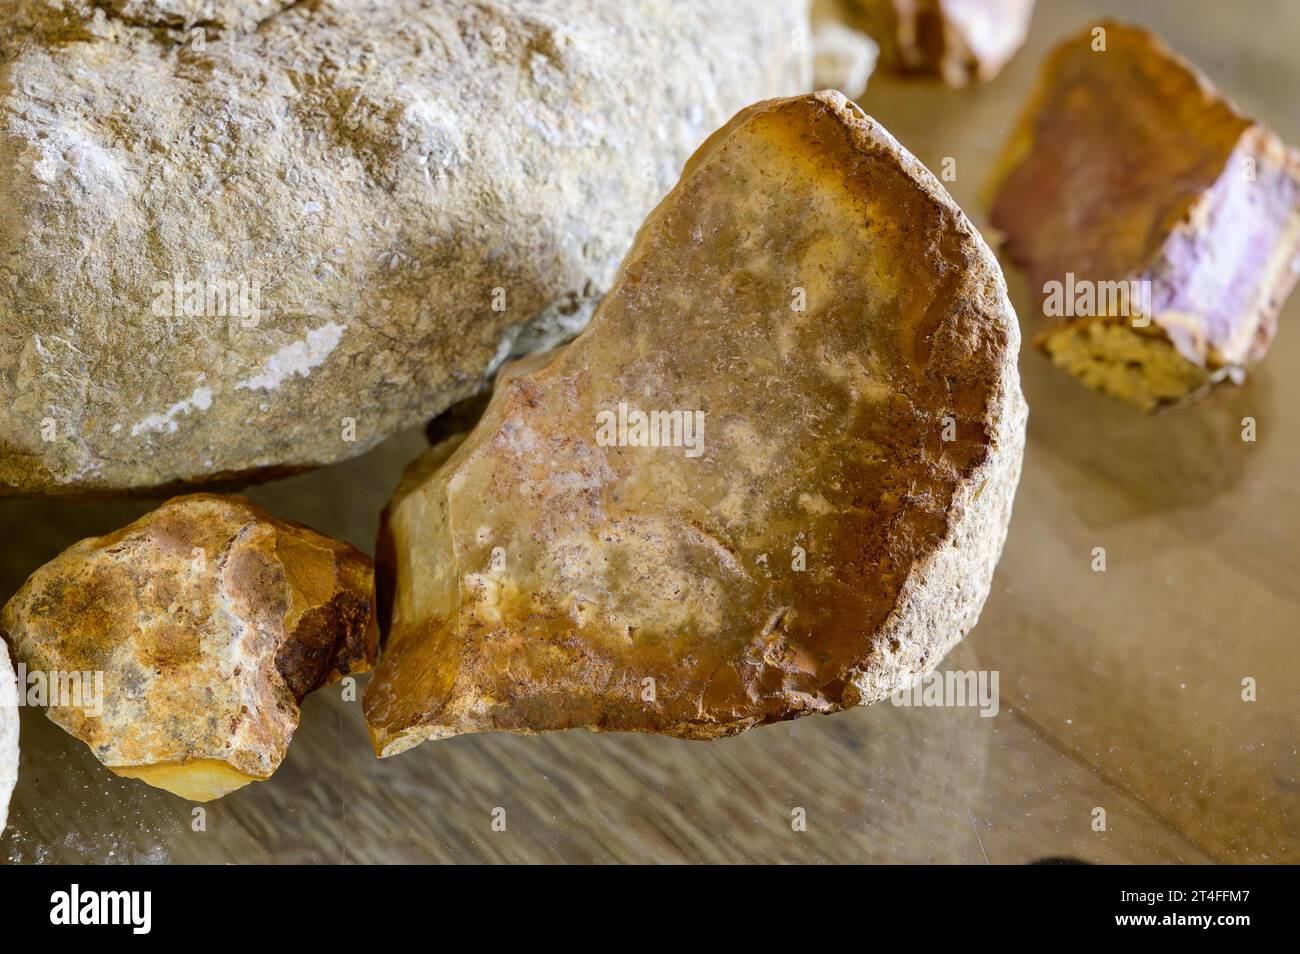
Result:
[812, 1, 878, 93]
[0, 0, 809, 494]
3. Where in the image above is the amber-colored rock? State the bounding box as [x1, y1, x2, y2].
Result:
[0, 639, 16, 832]
[0, 495, 375, 801]
[990, 21, 1300, 411]
[364, 91, 1027, 756]
[841, 0, 1033, 86]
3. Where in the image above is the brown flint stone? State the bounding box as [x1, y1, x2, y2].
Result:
[991, 21, 1300, 411]
[1, 494, 376, 801]
[364, 92, 1027, 756]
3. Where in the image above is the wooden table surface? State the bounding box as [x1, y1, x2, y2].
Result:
[2, 0, 1296, 864]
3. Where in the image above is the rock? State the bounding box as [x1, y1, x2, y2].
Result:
[0, 494, 376, 801]
[837, 0, 1033, 86]
[990, 21, 1300, 411]
[363, 91, 1027, 756]
[0, 640, 16, 834]
[0, 0, 809, 495]
[99, 1, 296, 31]
[812, 1, 878, 93]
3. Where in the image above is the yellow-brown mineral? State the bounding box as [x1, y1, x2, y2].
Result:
[1, 494, 376, 801]
[991, 21, 1300, 410]
[364, 92, 1027, 756]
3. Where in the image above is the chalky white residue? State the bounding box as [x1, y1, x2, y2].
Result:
[235, 322, 345, 392]
[130, 387, 214, 436]
[29, 133, 126, 194]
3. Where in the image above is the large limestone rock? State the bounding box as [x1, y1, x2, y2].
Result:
[364, 92, 1026, 756]
[0, 494, 376, 801]
[0, 640, 16, 833]
[0, 0, 809, 495]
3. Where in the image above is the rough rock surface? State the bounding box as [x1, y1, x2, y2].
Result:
[990, 21, 1300, 411]
[0, 639, 16, 833]
[837, 0, 1033, 86]
[364, 91, 1027, 756]
[0, 0, 809, 495]
[0, 494, 376, 800]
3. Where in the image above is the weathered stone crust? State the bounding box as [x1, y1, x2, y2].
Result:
[0, 494, 376, 801]
[838, 0, 1033, 86]
[0, 640, 17, 833]
[0, 0, 809, 495]
[364, 91, 1026, 756]
[990, 21, 1300, 411]
[97, 1, 297, 32]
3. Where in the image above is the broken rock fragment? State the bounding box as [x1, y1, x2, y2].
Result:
[364, 91, 1027, 756]
[0, 0, 807, 495]
[0, 495, 376, 801]
[0, 640, 16, 834]
[990, 21, 1300, 410]
[837, 0, 1033, 86]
